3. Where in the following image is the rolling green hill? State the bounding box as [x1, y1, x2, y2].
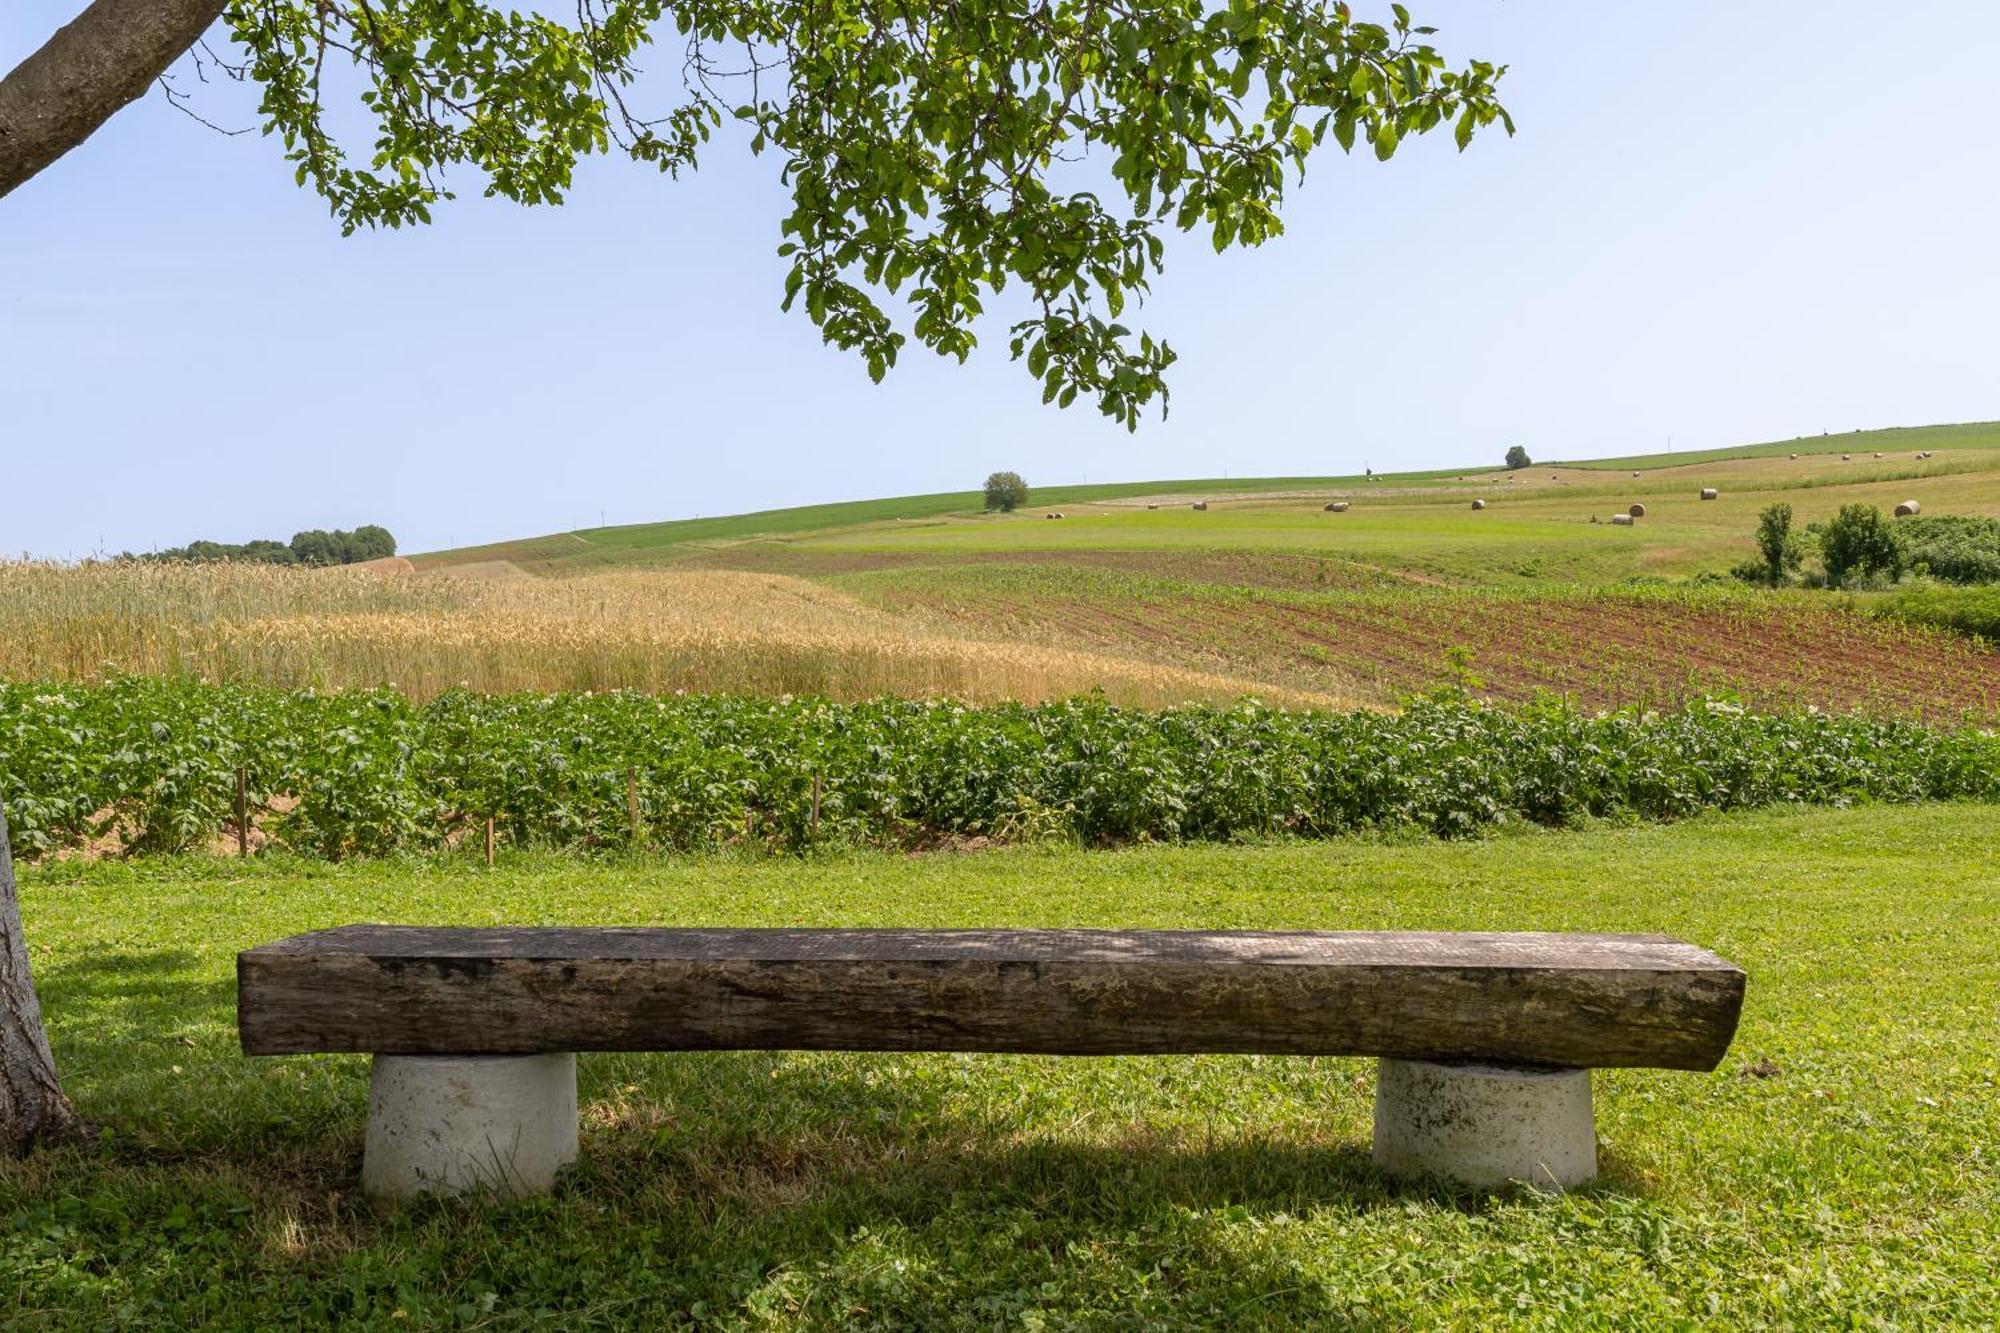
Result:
[416, 421, 2000, 575]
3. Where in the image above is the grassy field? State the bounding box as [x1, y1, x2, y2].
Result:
[417, 421, 2000, 579]
[4, 804, 1996, 1327]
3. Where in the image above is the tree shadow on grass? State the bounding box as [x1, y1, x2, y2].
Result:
[34, 948, 233, 1059]
[31, 948, 343, 1146]
[11, 991, 1643, 1326]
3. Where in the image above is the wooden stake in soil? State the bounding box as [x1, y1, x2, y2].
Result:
[234, 767, 249, 859]
[485, 818, 496, 869]
[627, 768, 641, 846]
[810, 773, 823, 840]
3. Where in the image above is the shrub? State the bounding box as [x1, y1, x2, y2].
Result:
[1898, 516, 2000, 585]
[982, 472, 1029, 512]
[1816, 505, 1903, 588]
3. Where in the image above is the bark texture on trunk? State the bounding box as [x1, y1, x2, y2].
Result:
[0, 804, 88, 1156]
[0, 0, 227, 199]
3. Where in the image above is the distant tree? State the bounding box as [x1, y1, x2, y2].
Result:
[1751, 503, 1804, 587]
[150, 527, 392, 566]
[288, 529, 338, 566]
[239, 539, 299, 565]
[1504, 445, 1531, 470]
[351, 526, 397, 561]
[983, 472, 1030, 513]
[1817, 504, 1903, 587]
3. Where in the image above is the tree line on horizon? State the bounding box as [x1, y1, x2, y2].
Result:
[133, 526, 397, 568]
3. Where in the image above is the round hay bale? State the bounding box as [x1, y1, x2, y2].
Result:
[1146, 503, 1159, 510]
[1324, 501, 1350, 512]
[1610, 513, 1635, 526]
[1894, 500, 1921, 517]
[1842, 453, 1852, 461]
[1045, 512, 1065, 519]
[1789, 453, 1798, 460]
[1632, 471, 1642, 479]
[1628, 503, 1647, 518]
[1699, 488, 1719, 500]
[1470, 499, 1487, 511]
[1874, 452, 1883, 459]
[1192, 501, 1208, 511]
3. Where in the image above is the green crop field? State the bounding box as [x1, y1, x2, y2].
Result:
[5, 805, 1996, 1327]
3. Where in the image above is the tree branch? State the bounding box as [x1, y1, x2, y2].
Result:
[0, 0, 227, 198]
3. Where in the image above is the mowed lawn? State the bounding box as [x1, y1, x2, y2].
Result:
[4, 805, 1996, 1327]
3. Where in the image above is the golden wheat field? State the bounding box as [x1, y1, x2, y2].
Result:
[0, 562, 1345, 708]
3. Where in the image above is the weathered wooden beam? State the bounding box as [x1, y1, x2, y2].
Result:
[238, 927, 1745, 1070]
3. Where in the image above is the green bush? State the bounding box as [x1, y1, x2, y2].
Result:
[1898, 516, 2000, 585]
[2, 682, 1994, 861]
[1816, 505, 1903, 587]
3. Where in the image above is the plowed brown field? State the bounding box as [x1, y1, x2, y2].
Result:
[844, 568, 2000, 718]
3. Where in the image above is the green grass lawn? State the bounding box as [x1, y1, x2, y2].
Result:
[6, 804, 1997, 1327]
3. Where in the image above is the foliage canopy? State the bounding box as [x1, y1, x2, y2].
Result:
[219, 0, 1509, 426]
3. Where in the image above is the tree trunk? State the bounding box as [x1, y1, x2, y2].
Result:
[0, 802, 88, 1156]
[0, 0, 226, 199]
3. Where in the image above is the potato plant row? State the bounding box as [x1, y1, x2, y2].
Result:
[2, 679, 1996, 860]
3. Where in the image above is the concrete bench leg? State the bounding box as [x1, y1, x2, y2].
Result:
[361, 1053, 578, 1200]
[1372, 1058, 1596, 1191]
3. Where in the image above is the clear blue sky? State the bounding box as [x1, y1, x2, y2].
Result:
[4, 2, 1997, 558]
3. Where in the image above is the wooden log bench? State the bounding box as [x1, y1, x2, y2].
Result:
[237, 926, 1745, 1199]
